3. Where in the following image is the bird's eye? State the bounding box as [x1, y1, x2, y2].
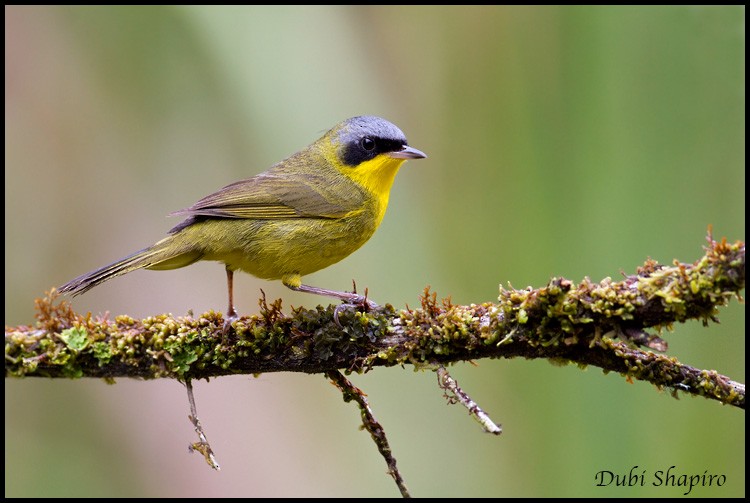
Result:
[361, 137, 376, 151]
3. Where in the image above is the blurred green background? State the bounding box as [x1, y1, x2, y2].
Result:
[5, 5, 744, 497]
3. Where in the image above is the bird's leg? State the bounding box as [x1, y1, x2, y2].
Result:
[223, 267, 238, 333]
[286, 282, 379, 310]
[283, 275, 379, 327]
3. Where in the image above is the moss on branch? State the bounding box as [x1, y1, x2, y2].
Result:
[5, 235, 745, 409]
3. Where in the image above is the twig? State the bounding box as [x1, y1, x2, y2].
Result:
[436, 365, 502, 435]
[326, 370, 410, 498]
[185, 379, 220, 470]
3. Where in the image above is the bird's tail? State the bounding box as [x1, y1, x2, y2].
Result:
[58, 236, 202, 297]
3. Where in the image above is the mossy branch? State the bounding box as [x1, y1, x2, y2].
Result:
[5, 235, 745, 409]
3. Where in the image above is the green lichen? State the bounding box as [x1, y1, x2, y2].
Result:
[59, 326, 89, 351]
[92, 341, 112, 366]
[164, 331, 200, 376]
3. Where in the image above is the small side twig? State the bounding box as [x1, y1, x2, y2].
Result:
[185, 379, 220, 470]
[436, 365, 502, 435]
[326, 370, 410, 498]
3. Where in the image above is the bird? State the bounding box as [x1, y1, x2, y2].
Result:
[59, 116, 426, 326]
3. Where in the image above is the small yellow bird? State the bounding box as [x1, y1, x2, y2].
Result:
[59, 116, 426, 325]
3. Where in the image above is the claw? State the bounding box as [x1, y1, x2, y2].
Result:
[222, 312, 238, 335]
[332, 294, 380, 328]
[333, 303, 346, 327]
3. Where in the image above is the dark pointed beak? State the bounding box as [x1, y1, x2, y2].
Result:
[389, 145, 427, 160]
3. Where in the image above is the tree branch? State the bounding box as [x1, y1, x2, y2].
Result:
[5, 235, 745, 410]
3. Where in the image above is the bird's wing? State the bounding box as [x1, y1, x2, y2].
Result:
[170, 170, 361, 221]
